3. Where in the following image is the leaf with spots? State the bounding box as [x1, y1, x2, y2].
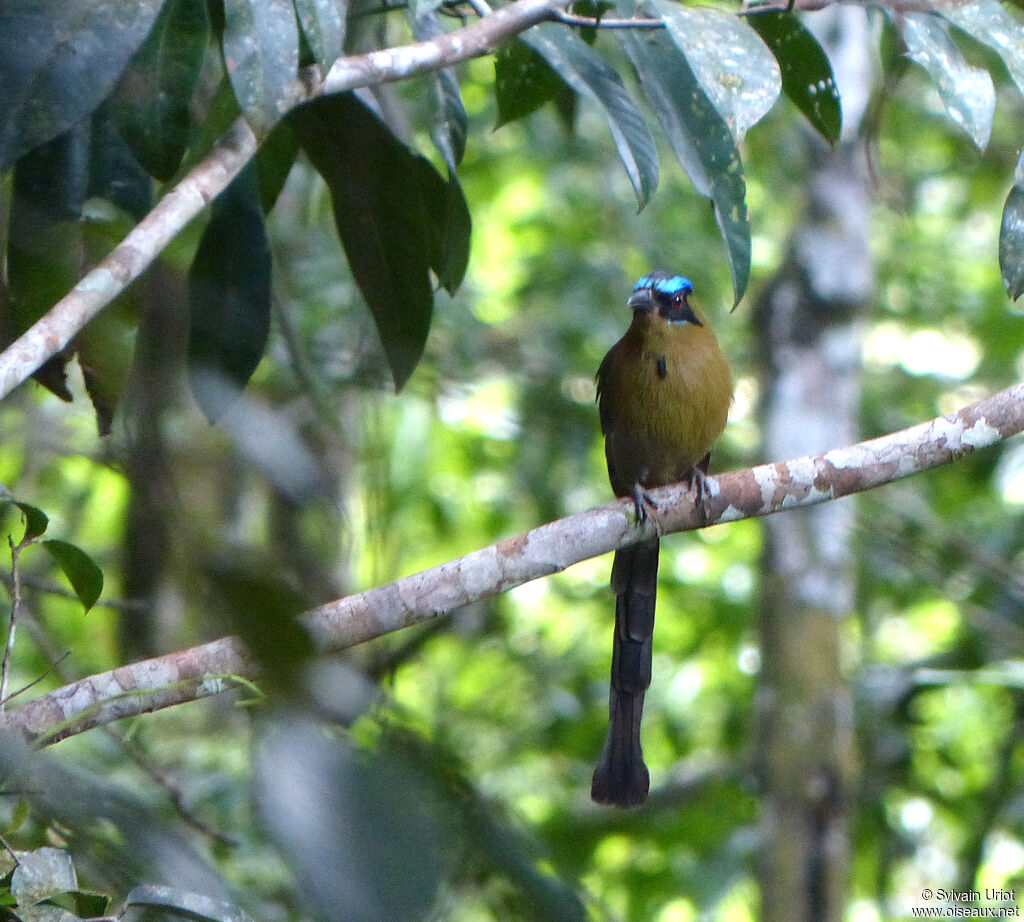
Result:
[620, 28, 750, 304]
[222, 0, 301, 139]
[897, 13, 994, 150]
[650, 0, 780, 141]
[746, 11, 841, 144]
[494, 38, 567, 129]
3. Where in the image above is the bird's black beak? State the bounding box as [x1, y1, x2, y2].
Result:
[627, 289, 654, 313]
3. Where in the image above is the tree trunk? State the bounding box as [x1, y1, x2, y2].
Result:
[754, 9, 874, 921]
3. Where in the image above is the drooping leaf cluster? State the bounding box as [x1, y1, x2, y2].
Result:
[0, 488, 103, 612]
[2, 0, 1022, 430]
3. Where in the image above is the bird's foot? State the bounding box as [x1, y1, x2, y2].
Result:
[630, 483, 662, 533]
[686, 467, 715, 526]
[686, 467, 710, 504]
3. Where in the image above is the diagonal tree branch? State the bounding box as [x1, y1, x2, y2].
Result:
[0, 0, 571, 402]
[2, 381, 1021, 745]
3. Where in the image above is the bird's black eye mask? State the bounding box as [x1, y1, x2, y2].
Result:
[658, 290, 702, 327]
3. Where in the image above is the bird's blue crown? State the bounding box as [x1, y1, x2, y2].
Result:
[634, 272, 693, 295]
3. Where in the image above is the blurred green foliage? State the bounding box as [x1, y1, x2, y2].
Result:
[0, 7, 1022, 922]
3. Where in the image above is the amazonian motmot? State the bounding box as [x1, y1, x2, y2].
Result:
[592, 271, 733, 808]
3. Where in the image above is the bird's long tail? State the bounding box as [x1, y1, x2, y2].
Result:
[591, 536, 659, 807]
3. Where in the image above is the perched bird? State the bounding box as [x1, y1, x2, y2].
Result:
[592, 271, 732, 807]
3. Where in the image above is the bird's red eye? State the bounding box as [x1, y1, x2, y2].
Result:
[673, 294, 683, 306]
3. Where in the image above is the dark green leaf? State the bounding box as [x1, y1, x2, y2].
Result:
[494, 39, 566, 129]
[254, 117, 300, 213]
[412, 13, 468, 169]
[439, 176, 472, 294]
[255, 719, 450, 922]
[78, 195, 144, 435]
[569, 0, 614, 45]
[293, 0, 346, 73]
[523, 24, 658, 209]
[896, 13, 993, 150]
[0, 0, 163, 171]
[415, 159, 472, 295]
[620, 28, 750, 303]
[187, 165, 272, 422]
[8, 128, 89, 401]
[40, 540, 104, 612]
[178, 75, 244, 177]
[76, 291, 138, 437]
[1000, 151, 1024, 300]
[109, 0, 210, 181]
[48, 890, 109, 919]
[291, 93, 437, 390]
[13, 502, 48, 542]
[223, 0, 302, 139]
[126, 885, 256, 922]
[652, 1, 779, 140]
[88, 107, 154, 221]
[746, 11, 842, 144]
[205, 559, 314, 689]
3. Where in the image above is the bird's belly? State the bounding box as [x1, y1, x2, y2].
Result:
[603, 364, 730, 493]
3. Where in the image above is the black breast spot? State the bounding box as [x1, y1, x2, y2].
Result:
[655, 356, 667, 379]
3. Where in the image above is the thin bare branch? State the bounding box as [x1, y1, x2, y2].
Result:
[549, 9, 663, 28]
[2, 382, 1020, 745]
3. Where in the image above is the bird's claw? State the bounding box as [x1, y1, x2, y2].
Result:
[630, 484, 662, 533]
[686, 467, 710, 504]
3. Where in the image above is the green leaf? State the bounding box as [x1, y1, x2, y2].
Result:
[77, 190, 145, 435]
[415, 158, 472, 295]
[494, 39, 566, 129]
[620, 28, 751, 304]
[291, 93, 438, 389]
[0, 0, 164, 171]
[412, 13, 468, 169]
[897, 13, 994, 150]
[49, 890, 109, 919]
[223, 0, 302, 139]
[523, 24, 658, 209]
[205, 559, 314, 690]
[13, 502, 48, 542]
[254, 117, 300, 213]
[109, 0, 210, 181]
[11, 797, 29, 831]
[40, 541, 103, 612]
[568, 0, 614, 45]
[8, 128, 88, 401]
[187, 165, 272, 422]
[650, 0, 780, 140]
[292, 0, 346, 73]
[255, 720, 450, 922]
[1000, 150, 1024, 300]
[126, 885, 256, 922]
[746, 11, 841, 144]
[177, 76, 244, 177]
[88, 107, 154, 221]
[942, 0, 1024, 98]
